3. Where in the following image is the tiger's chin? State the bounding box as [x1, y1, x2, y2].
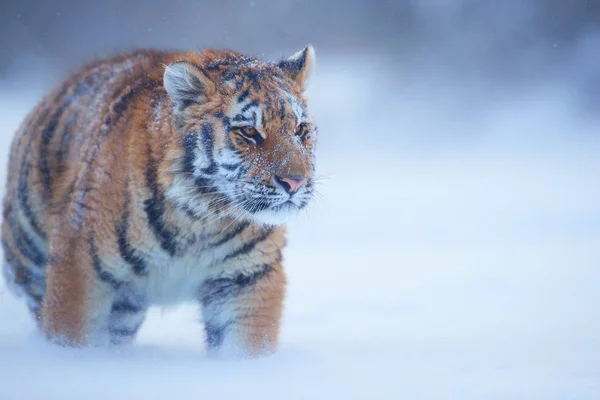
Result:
[246, 201, 303, 226]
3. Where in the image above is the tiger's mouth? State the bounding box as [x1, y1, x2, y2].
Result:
[270, 200, 298, 212]
[246, 202, 302, 226]
[213, 177, 313, 226]
[234, 192, 308, 226]
[237, 196, 299, 214]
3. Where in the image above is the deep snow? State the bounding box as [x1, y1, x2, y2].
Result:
[0, 62, 599, 399]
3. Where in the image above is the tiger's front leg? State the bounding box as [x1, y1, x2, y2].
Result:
[42, 242, 114, 346]
[42, 231, 147, 347]
[199, 260, 287, 358]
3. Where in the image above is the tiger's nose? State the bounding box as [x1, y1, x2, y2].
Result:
[274, 175, 306, 194]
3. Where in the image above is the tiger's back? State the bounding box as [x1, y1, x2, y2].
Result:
[2, 50, 173, 319]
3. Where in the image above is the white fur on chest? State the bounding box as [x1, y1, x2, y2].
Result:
[136, 217, 272, 306]
[143, 247, 215, 305]
[140, 237, 258, 305]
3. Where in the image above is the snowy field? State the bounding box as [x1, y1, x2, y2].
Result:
[0, 61, 599, 399]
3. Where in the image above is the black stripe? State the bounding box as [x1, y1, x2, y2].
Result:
[39, 78, 90, 196]
[210, 221, 250, 248]
[3, 238, 45, 309]
[222, 72, 237, 82]
[278, 98, 286, 120]
[116, 193, 148, 276]
[264, 96, 273, 113]
[234, 263, 273, 287]
[206, 59, 235, 71]
[233, 114, 251, 122]
[205, 321, 232, 348]
[240, 100, 259, 113]
[194, 176, 218, 195]
[220, 162, 242, 171]
[200, 122, 218, 175]
[111, 301, 143, 313]
[222, 116, 231, 132]
[4, 207, 46, 266]
[298, 199, 309, 209]
[200, 164, 217, 177]
[221, 228, 273, 263]
[1, 239, 17, 263]
[237, 89, 250, 103]
[108, 86, 145, 130]
[109, 326, 140, 337]
[2, 239, 43, 287]
[23, 287, 43, 306]
[183, 132, 197, 174]
[144, 144, 178, 257]
[177, 203, 203, 219]
[262, 117, 267, 129]
[245, 70, 261, 92]
[234, 78, 244, 93]
[13, 259, 44, 286]
[30, 86, 67, 199]
[17, 142, 46, 240]
[201, 262, 275, 307]
[95, 80, 159, 155]
[55, 113, 77, 174]
[39, 104, 67, 194]
[90, 235, 122, 289]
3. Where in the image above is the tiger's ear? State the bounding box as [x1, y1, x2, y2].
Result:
[163, 60, 216, 111]
[277, 45, 315, 91]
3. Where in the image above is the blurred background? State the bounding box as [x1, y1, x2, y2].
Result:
[1, 0, 600, 78]
[2, 0, 600, 89]
[1, 1, 600, 399]
[2, 1, 600, 147]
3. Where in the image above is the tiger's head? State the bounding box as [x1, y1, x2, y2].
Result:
[163, 46, 317, 226]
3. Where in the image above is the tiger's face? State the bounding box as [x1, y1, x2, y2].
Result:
[164, 46, 317, 226]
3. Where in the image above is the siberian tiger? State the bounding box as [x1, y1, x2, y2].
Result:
[1, 46, 317, 358]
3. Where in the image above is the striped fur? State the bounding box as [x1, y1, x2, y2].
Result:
[1, 46, 317, 357]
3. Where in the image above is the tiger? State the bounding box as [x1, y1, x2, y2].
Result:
[1, 45, 317, 358]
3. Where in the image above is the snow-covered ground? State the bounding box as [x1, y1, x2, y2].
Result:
[0, 61, 599, 399]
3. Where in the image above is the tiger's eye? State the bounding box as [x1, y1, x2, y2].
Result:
[295, 123, 310, 141]
[234, 126, 264, 145]
[239, 126, 258, 137]
[295, 123, 306, 136]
